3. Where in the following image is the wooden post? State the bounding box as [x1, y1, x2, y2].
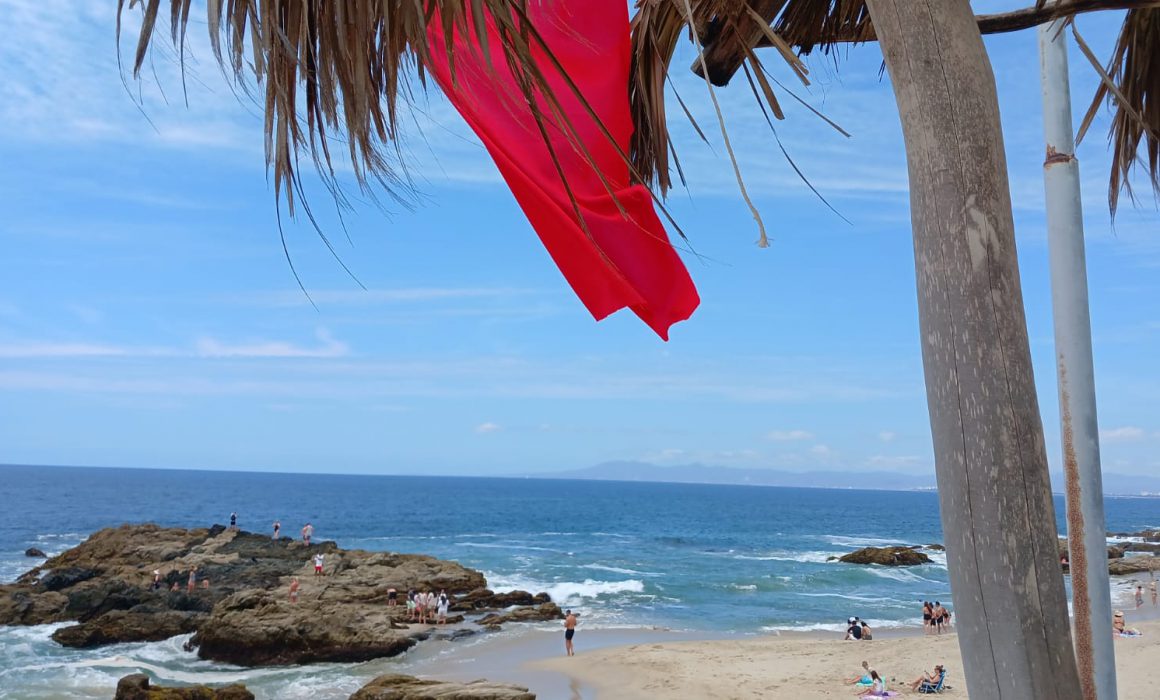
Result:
[862, 1, 1083, 697]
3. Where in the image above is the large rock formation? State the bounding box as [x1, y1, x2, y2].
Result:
[838, 546, 932, 566]
[349, 674, 535, 700]
[1108, 557, 1160, 576]
[0, 524, 553, 666]
[114, 673, 254, 700]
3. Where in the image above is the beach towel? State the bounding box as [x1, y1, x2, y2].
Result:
[426, 0, 699, 340]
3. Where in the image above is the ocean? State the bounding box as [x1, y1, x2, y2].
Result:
[1, 464, 1156, 699]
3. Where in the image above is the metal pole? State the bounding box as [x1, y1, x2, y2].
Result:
[1037, 12, 1117, 700]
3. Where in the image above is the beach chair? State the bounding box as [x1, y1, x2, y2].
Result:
[917, 670, 947, 694]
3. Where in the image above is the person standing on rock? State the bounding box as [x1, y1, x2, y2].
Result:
[437, 590, 450, 624]
[187, 566, 197, 593]
[229, 512, 237, 531]
[313, 552, 325, 576]
[564, 609, 577, 656]
[407, 590, 417, 621]
[289, 576, 300, 603]
[273, 520, 281, 539]
[387, 587, 398, 607]
[151, 569, 161, 590]
[302, 522, 313, 545]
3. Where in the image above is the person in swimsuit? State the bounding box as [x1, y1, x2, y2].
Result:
[273, 521, 281, 539]
[387, 587, 398, 607]
[407, 590, 417, 621]
[860, 621, 873, 641]
[302, 523, 313, 545]
[933, 602, 946, 634]
[187, 566, 197, 593]
[855, 670, 887, 697]
[922, 601, 933, 634]
[1136, 586, 1145, 608]
[289, 576, 300, 603]
[847, 660, 874, 685]
[564, 609, 577, 656]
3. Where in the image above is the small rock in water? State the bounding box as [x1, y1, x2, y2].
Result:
[115, 673, 253, 700]
[838, 546, 931, 566]
[349, 673, 534, 700]
[24, 548, 46, 558]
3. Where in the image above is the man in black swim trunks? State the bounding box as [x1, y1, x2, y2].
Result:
[564, 609, 577, 656]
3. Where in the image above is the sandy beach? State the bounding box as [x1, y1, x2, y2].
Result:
[530, 620, 1160, 699]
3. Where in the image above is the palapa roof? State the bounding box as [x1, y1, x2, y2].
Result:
[120, 0, 1159, 221]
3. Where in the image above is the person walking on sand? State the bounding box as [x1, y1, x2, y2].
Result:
[302, 523, 313, 545]
[564, 609, 577, 656]
[187, 566, 197, 593]
[313, 552, 325, 576]
[273, 520, 281, 539]
[289, 577, 300, 603]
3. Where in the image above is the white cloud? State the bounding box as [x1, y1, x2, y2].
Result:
[1100, 426, 1146, 442]
[878, 431, 897, 443]
[474, 422, 502, 434]
[196, 329, 348, 359]
[767, 429, 814, 442]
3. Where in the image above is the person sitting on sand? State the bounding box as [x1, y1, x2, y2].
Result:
[847, 660, 874, 685]
[909, 664, 945, 692]
[845, 617, 863, 640]
[860, 621, 873, 641]
[1113, 610, 1141, 636]
[855, 670, 887, 697]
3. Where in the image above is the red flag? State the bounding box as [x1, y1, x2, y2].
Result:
[425, 1, 699, 340]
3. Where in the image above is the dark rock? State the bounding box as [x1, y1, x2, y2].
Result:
[24, 548, 47, 558]
[476, 602, 564, 626]
[433, 627, 478, 642]
[41, 567, 99, 592]
[924, 544, 946, 551]
[349, 673, 534, 700]
[52, 610, 202, 647]
[114, 673, 254, 700]
[838, 547, 932, 566]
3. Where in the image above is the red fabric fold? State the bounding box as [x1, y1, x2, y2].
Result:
[425, 1, 699, 339]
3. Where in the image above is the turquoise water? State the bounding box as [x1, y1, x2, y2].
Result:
[0, 464, 1156, 698]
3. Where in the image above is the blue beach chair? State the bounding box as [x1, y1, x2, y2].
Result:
[917, 669, 947, 694]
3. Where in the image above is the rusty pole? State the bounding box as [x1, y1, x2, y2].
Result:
[1037, 10, 1117, 700]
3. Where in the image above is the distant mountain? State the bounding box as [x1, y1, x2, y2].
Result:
[534, 460, 1160, 496]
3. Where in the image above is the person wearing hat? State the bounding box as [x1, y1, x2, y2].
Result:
[1113, 610, 1140, 636]
[845, 617, 863, 640]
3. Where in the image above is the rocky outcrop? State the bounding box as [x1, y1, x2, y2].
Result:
[24, 547, 46, 558]
[52, 610, 202, 648]
[349, 674, 534, 700]
[0, 524, 551, 667]
[451, 589, 551, 612]
[476, 602, 563, 625]
[839, 546, 931, 566]
[924, 544, 945, 551]
[114, 673, 254, 700]
[1109, 557, 1160, 576]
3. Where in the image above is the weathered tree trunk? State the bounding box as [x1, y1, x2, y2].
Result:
[862, 1, 1083, 698]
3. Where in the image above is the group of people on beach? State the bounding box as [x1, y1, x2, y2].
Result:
[1134, 579, 1157, 608]
[844, 616, 873, 641]
[921, 601, 951, 634]
[846, 659, 947, 696]
[405, 589, 452, 624]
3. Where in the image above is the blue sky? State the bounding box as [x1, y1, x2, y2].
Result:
[0, 1, 1156, 477]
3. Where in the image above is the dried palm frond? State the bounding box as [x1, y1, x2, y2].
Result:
[1075, 8, 1160, 215]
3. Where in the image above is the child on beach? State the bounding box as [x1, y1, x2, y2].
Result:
[289, 577, 299, 603]
[847, 660, 874, 685]
[854, 670, 887, 697]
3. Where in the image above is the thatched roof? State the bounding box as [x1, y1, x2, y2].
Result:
[119, 0, 1159, 217]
